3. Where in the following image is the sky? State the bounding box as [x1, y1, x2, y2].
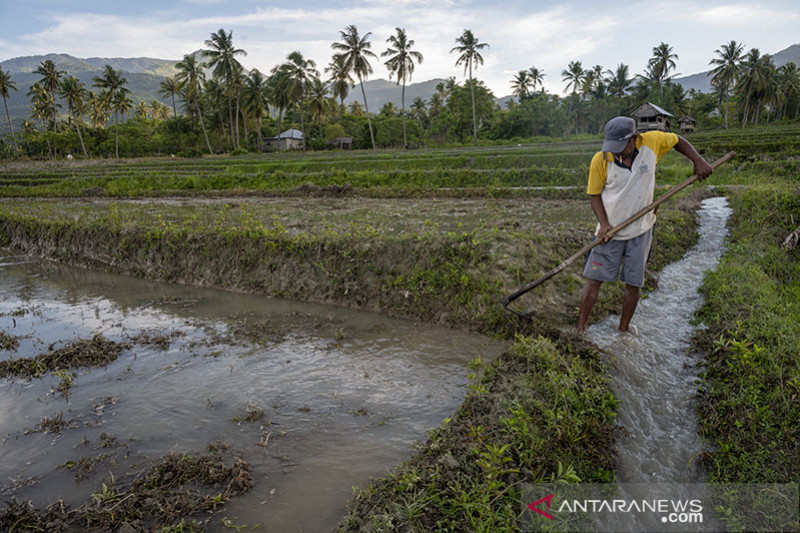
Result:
[1, 0, 798, 96]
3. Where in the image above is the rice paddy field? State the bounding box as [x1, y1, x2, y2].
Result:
[0, 124, 798, 531]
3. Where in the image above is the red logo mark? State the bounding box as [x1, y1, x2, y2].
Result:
[528, 494, 555, 520]
[592, 260, 603, 266]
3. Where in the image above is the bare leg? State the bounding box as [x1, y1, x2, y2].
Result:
[576, 279, 603, 334]
[618, 284, 641, 332]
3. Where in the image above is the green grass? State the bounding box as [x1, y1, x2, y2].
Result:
[694, 185, 800, 484]
[1, 124, 798, 197]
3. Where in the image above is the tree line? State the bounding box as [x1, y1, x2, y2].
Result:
[1, 30, 799, 159]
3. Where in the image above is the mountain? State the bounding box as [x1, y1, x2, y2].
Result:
[342, 78, 447, 111]
[1, 53, 179, 77]
[0, 51, 454, 133]
[674, 42, 800, 93]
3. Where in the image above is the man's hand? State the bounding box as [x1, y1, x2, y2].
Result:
[598, 222, 613, 242]
[694, 158, 713, 181]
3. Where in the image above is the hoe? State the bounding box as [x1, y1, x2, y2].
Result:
[501, 151, 736, 320]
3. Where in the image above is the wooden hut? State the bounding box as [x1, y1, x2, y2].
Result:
[678, 116, 697, 133]
[326, 136, 354, 149]
[631, 102, 674, 132]
[262, 129, 304, 151]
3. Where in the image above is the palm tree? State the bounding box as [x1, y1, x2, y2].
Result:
[709, 40, 745, 128]
[510, 70, 532, 99]
[0, 67, 20, 154]
[450, 29, 489, 145]
[175, 53, 213, 154]
[275, 51, 319, 150]
[307, 78, 332, 139]
[203, 28, 246, 148]
[382, 27, 424, 148]
[332, 25, 378, 150]
[57, 75, 89, 157]
[243, 69, 270, 150]
[605, 63, 632, 97]
[410, 96, 427, 130]
[151, 100, 171, 121]
[429, 92, 443, 118]
[267, 64, 292, 137]
[93, 65, 129, 158]
[35, 59, 65, 124]
[325, 53, 354, 149]
[528, 67, 545, 93]
[737, 48, 773, 127]
[87, 91, 110, 128]
[649, 42, 679, 99]
[159, 76, 183, 119]
[777, 62, 800, 119]
[562, 61, 584, 94]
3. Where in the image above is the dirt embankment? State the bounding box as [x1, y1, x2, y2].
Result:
[0, 193, 705, 339]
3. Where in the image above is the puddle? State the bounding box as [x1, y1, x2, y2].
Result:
[0, 257, 505, 531]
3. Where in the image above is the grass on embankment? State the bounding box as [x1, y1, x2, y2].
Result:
[694, 185, 800, 484]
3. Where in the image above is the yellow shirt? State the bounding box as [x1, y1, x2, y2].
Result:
[586, 131, 679, 195]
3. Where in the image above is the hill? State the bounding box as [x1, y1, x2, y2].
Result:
[0, 52, 454, 133]
[674, 42, 800, 93]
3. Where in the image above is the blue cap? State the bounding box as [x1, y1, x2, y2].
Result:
[602, 117, 636, 153]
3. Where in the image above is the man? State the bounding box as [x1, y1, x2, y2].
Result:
[575, 116, 713, 335]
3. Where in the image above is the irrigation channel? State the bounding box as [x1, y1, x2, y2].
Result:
[0, 257, 505, 531]
[585, 197, 732, 532]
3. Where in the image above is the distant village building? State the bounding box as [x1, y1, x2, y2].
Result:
[326, 136, 354, 149]
[262, 129, 304, 151]
[631, 102, 674, 132]
[678, 116, 697, 133]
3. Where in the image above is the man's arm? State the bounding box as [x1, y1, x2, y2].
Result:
[674, 135, 713, 180]
[590, 194, 613, 242]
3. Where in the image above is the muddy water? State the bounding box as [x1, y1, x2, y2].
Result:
[585, 197, 731, 531]
[0, 258, 505, 531]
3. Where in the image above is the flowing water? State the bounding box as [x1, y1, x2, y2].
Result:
[0, 258, 505, 532]
[585, 197, 732, 531]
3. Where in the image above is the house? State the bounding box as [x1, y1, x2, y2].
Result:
[678, 116, 697, 133]
[631, 102, 674, 132]
[326, 136, 354, 149]
[262, 129, 304, 151]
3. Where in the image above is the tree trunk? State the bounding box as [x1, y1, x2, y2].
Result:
[300, 98, 306, 151]
[339, 97, 344, 149]
[742, 93, 750, 127]
[3, 97, 19, 155]
[359, 76, 377, 150]
[401, 78, 407, 149]
[74, 113, 88, 158]
[114, 110, 119, 158]
[196, 98, 213, 154]
[469, 62, 477, 146]
[724, 92, 729, 129]
[242, 107, 248, 149]
[227, 80, 235, 148]
[256, 116, 262, 152]
[171, 94, 176, 118]
[235, 88, 241, 148]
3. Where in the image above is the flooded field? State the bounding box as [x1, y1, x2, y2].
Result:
[0, 257, 505, 531]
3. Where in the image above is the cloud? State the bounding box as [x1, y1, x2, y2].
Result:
[6, 1, 799, 97]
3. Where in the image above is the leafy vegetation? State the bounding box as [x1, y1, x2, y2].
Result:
[694, 185, 800, 484]
[2, 32, 799, 159]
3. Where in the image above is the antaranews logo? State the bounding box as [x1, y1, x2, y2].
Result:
[527, 494, 555, 520]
